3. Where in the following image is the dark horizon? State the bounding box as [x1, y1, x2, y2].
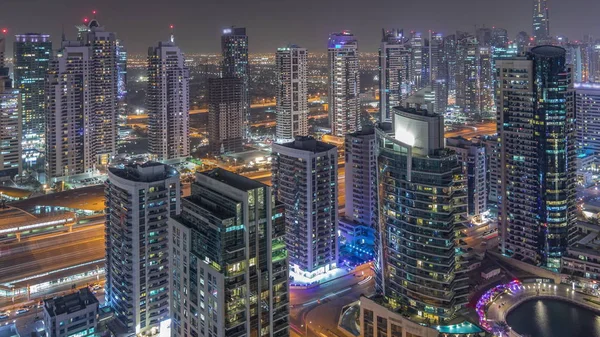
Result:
[2, 0, 599, 56]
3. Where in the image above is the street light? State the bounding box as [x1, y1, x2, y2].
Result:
[304, 321, 313, 335]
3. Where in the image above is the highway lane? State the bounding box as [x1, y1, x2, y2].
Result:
[0, 237, 105, 281]
[1, 225, 104, 257]
[290, 271, 375, 337]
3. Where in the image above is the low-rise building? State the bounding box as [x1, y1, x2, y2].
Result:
[358, 296, 485, 337]
[43, 287, 99, 337]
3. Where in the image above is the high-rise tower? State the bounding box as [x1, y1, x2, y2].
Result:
[275, 45, 308, 143]
[169, 169, 289, 337]
[376, 107, 469, 322]
[272, 136, 339, 278]
[79, 19, 118, 164]
[208, 78, 244, 154]
[45, 42, 94, 181]
[533, 0, 550, 44]
[14, 33, 52, 160]
[105, 162, 181, 335]
[147, 41, 190, 162]
[379, 29, 411, 122]
[328, 31, 360, 136]
[0, 86, 22, 180]
[221, 27, 249, 139]
[497, 46, 576, 270]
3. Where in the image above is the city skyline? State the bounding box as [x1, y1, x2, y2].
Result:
[2, 0, 599, 55]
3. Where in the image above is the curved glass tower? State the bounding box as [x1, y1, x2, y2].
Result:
[497, 45, 576, 270]
[376, 108, 469, 323]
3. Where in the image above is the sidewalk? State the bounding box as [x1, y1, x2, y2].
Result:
[485, 283, 600, 323]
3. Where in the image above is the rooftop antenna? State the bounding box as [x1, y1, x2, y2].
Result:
[170, 25, 175, 43]
[61, 24, 65, 42]
[92, 10, 97, 19]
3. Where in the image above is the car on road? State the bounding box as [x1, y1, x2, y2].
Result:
[16, 308, 29, 315]
[0, 312, 9, 320]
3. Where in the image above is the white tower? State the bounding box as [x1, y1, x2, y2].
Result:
[275, 45, 308, 143]
[147, 41, 190, 162]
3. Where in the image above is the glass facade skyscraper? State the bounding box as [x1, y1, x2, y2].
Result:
[13, 33, 51, 163]
[497, 46, 576, 270]
[533, 0, 550, 44]
[169, 169, 289, 337]
[221, 27, 249, 139]
[376, 107, 469, 323]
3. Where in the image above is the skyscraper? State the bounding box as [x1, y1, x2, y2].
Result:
[79, 19, 118, 165]
[533, 0, 550, 44]
[344, 127, 378, 226]
[116, 39, 127, 120]
[147, 41, 190, 162]
[208, 78, 244, 154]
[272, 136, 338, 278]
[516, 31, 532, 54]
[456, 34, 479, 115]
[0, 85, 22, 181]
[446, 137, 487, 217]
[169, 169, 289, 337]
[275, 45, 308, 143]
[409, 32, 425, 90]
[45, 42, 94, 181]
[430, 31, 448, 114]
[491, 27, 509, 49]
[376, 107, 469, 322]
[0, 33, 21, 181]
[13, 33, 52, 161]
[497, 46, 576, 270]
[444, 34, 458, 98]
[221, 27, 249, 139]
[328, 31, 360, 136]
[478, 46, 494, 115]
[575, 83, 600, 154]
[105, 162, 181, 335]
[0, 35, 10, 89]
[379, 29, 411, 122]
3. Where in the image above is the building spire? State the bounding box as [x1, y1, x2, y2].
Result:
[169, 25, 175, 43]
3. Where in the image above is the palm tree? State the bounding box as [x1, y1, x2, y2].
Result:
[492, 321, 511, 337]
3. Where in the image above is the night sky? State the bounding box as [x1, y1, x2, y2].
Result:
[2, 0, 599, 55]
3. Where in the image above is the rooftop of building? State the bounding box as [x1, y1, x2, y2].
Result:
[199, 168, 266, 192]
[44, 287, 98, 317]
[531, 45, 566, 58]
[108, 161, 179, 183]
[222, 27, 246, 36]
[275, 136, 337, 153]
[393, 106, 439, 118]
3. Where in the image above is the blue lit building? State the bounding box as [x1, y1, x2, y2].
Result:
[13, 33, 52, 166]
[497, 46, 577, 270]
[116, 39, 127, 102]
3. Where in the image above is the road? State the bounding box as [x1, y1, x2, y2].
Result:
[289, 264, 374, 337]
[127, 97, 324, 120]
[445, 121, 496, 140]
